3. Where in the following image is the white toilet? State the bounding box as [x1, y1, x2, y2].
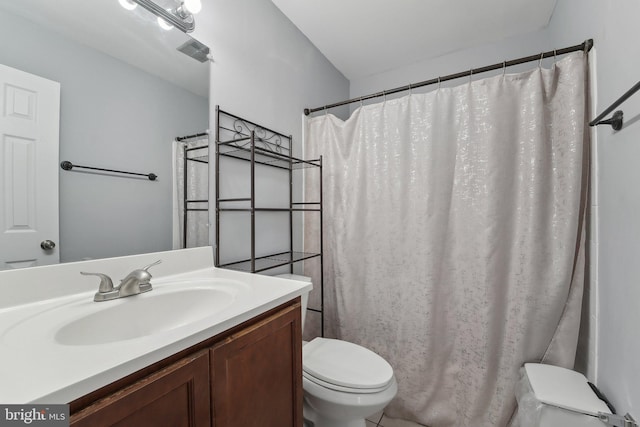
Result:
[277, 274, 397, 427]
[514, 363, 612, 427]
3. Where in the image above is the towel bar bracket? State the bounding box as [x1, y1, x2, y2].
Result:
[599, 412, 638, 427]
[592, 110, 624, 131]
[590, 80, 640, 131]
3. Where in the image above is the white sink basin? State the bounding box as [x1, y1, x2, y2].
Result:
[2, 279, 249, 347]
[55, 287, 234, 345]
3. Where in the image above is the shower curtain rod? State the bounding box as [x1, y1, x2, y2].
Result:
[304, 39, 593, 116]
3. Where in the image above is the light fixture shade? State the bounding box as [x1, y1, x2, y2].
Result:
[183, 0, 202, 14]
[157, 14, 174, 30]
[118, 0, 138, 11]
[130, 0, 196, 33]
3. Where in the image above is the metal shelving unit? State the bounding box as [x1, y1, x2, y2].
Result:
[215, 106, 324, 336]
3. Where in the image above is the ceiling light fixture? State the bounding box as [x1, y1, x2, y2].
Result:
[129, 0, 200, 33]
[118, 0, 138, 11]
[157, 14, 174, 31]
[182, 0, 202, 15]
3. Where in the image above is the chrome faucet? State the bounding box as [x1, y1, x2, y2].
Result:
[82, 260, 161, 302]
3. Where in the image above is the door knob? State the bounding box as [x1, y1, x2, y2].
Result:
[41, 240, 56, 250]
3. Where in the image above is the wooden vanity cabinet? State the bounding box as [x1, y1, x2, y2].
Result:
[210, 300, 302, 427]
[69, 300, 302, 427]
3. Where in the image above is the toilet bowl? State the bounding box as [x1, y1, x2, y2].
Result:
[276, 274, 397, 427]
[303, 337, 397, 427]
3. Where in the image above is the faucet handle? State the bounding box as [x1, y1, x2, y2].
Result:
[142, 259, 162, 272]
[130, 259, 161, 284]
[80, 272, 114, 293]
[81, 272, 120, 301]
[118, 260, 161, 296]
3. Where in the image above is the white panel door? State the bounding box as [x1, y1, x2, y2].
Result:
[0, 63, 60, 269]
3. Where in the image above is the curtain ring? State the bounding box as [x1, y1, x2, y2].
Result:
[383, 90, 387, 102]
[324, 106, 328, 116]
[469, 69, 473, 84]
[437, 77, 441, 90]
[553, 49, 558, 70]
[539, 52, 544, 68]
[360, 96, 364, 108]
[408, 83, 412, 96]
[502, 61, 507, 77]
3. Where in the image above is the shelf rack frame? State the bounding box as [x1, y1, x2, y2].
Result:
[215, 106, 324, 336]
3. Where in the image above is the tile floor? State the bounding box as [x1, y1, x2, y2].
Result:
[366, 411, 428, 427]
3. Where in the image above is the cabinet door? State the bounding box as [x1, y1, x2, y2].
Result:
[71, 350, 210, 427]
[211, 303, 302, 427]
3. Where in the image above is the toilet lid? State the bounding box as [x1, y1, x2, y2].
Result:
[303, 338, 394, 390]
[524, 363, 611, 416]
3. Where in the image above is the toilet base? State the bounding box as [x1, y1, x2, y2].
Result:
[302, 374, 397, 427]
[304, 418, 365, 427]
[303, 400, 366, 427]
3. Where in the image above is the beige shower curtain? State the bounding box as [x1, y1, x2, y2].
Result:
[304, 52, 589, 426]
[172, 136, 210, 249]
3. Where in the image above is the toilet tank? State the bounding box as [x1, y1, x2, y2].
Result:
[514, 363, 611, 427]
[275, 274, 311, 332]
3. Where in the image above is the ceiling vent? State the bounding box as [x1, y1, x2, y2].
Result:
[177, 38, 209, 63]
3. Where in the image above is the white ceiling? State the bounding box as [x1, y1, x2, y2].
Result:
[0, 0, 209, 97]
[271, 0, 558, 80]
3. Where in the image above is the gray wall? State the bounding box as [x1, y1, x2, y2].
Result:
[349, 28, 553, 104]
[548, 0, 640, 417]
[192, 2, 348, 262]
[193, 0, 349, 142]
[0, 10, 208, 262]
[191, 0, 349, 337]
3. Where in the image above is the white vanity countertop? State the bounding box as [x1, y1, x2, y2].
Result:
[0, 247, 311, 404]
